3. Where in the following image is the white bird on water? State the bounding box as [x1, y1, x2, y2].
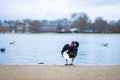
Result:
[9, 41, 15, 45]
[103, 42, 108, 47]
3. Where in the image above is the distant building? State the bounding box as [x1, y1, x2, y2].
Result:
[58, 27, 71, 33]
[15, 23, 24, 33]
[24, 24, 30, 33]
[1, 22, 11, 33]
[41, 25, 57, 32]
[83, 27, 93, 33]
[84, 29, 93, 33]
[70, 28, 79, 33]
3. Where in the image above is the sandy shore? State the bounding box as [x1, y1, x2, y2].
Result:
[0, 65, 120, 80]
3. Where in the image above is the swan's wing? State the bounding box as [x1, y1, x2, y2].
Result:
[63, 51, 69, 60]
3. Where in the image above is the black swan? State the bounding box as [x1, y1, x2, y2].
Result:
[61, 41, 79, 65]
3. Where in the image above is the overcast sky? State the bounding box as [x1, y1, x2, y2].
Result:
[0, 0, 120, 21]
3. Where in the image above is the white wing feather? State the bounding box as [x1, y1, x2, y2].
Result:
[63, 51, 69, 60]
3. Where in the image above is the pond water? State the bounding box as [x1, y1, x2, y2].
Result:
[0, 33, 120, 65]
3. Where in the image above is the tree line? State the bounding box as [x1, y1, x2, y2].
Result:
[0, 12, 120, 33]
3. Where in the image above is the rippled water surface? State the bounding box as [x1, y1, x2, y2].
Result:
[0, 33, 120, 65]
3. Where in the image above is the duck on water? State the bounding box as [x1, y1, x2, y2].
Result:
[0, 48, 5, 53]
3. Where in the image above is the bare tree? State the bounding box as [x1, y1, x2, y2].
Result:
[72, 12, 90, 32]
[30, 20, 41, 33]
[94, 17, 108, 33]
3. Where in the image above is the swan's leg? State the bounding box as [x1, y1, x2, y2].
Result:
[70, 58, 74, 65]
[65, 59, 68, 65]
